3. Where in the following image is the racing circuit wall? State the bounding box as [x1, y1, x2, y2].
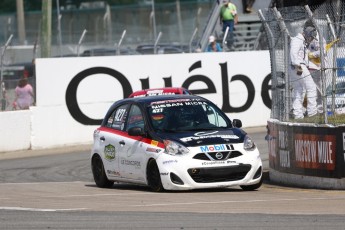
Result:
[267, 119, 345, 189]
[0, 51, 271, 152]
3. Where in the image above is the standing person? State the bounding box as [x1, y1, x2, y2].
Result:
[242, 0, 256, 13]
[206, 35, 222, 52]
[289, 26, 318, 119]
[14, 78, 34, 110]
[220, 0, 238, 50]
[304, 20, 327, 114]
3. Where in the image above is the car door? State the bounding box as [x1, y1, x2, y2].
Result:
[118, 104, 148, 182]
[99, 103, 129, 179]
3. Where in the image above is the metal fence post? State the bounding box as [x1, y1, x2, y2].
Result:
[258, 9, 277, 119]
[154, 32, 162, 54]
[0, 34, 13, 111]
[273, 7, 290, 121]
[116, 30, 126, 56]
[77, 29, 87, 57]
[189, 28, 198, 53]
[326, 14, 338, 117]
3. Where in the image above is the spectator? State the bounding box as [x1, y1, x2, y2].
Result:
[220, 0, 238, 50]
[242, 0, 256, 13]
[206, 35, 222, 52]
[14, 78, 34, 110]
[289, 26, 318, 119]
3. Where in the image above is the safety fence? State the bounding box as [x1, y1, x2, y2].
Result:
[259, 2, 345, 125]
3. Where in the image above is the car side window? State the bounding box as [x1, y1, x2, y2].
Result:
[126, 105, 144, 132]
[203, 105, 228, 127]
[106, 104, 129, 131]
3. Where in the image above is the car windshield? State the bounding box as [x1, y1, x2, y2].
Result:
[147, 98, 230, 132]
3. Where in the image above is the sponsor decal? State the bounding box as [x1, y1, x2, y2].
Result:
[151, 140, 159, 146]
[160, 172, 169, 176]
[146, 147, 161, 153]
[226, 160, 236, 164]
[184, 101, 207, 106]
[162, 160, 178, 164]
[151, 99, 195, 105]
[279, 130, 290, 168]
[181, 134, 238, 142]
[200, 144, 226, 152]
[121, 159, 141, 168]
[147, 90, 173, 95]
[151, 102, 184, 108]
[202, 161, 226, 166]
[294, 134, 336, 170]
[150, 100, 208, 109]
[107, 170, 120, 176]
[195, 131, 219, 136]
[104, 144, 116, 161]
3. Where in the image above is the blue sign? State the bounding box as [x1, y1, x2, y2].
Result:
[337, 58, 345, 77]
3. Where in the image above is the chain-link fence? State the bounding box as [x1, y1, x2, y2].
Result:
[0, 1, 214, 56]
[259, 2, 345, 125]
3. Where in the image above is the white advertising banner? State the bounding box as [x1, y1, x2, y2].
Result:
[32, 51, 271, 148]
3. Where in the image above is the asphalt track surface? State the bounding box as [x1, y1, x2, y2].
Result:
[1, 126, 345, 230]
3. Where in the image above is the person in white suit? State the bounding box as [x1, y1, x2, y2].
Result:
[289, 26, 318, 119]
[304, 20, 327, 114]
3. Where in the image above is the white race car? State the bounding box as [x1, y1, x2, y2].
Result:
[91, 94, 262, 191]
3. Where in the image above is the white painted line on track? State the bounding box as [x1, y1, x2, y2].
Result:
[0, 181, 87, 185]
[131, 197, 343, 207]
[42, 193, 154, 198]
[0, 207, 87, 212]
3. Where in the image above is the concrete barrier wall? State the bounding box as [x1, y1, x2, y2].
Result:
[0, 51, 271, 152]
[0, 110, 31, 152]
[267, 119, 345, 189]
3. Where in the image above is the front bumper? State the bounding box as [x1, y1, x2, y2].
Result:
[156, 146, 262, 190]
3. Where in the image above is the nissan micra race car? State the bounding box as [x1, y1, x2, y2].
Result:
[91, 94, 262, 191]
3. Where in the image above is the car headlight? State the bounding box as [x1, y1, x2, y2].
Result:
[244, 135, 256, 151]
[163, 140, 189, 156]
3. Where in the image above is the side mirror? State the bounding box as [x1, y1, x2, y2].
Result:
[232, 119, 242, 128]
[128, 127, 145, 136]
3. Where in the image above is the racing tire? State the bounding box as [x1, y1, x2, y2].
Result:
[91, 154, 114, 188]
[240, 177, 263, 191]
[147, 160, 164, 192]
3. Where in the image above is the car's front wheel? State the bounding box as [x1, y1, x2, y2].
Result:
[240, 177, 263, 191]
[91, 154, 114, 188]
[147, 160, 164, 192]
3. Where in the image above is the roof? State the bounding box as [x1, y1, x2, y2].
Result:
[107, 94, 204, 113]
[128, 87, 192, 98]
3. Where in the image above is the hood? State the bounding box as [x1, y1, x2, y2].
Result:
[155, 128, 246, 147]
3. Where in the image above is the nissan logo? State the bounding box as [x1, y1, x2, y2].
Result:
[215, 152, 223, 160]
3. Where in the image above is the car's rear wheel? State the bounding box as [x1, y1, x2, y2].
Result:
[91, 154, 114, 188]
[240, 177, 262, 191]
[147, 160, 164, 192]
